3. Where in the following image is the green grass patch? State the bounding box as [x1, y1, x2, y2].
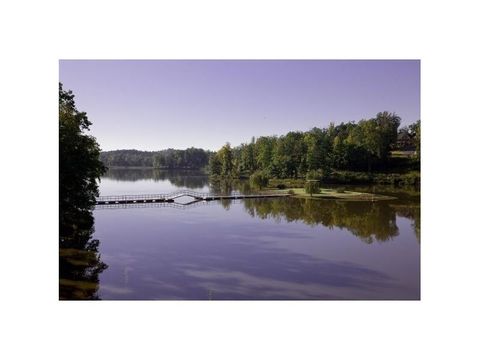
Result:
[267, 178, 306, 189]
[285, 188, 396, 201]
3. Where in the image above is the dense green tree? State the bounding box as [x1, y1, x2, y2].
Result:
[59, 83, 106, 239]
[217, 143, 234, 176]
[238, 139, 256, 174]
[331, 123, 356, 168]
[59, 83, 107, 299]
[349, 119, 378, 170]
[273, 131, 307, 178]
[254, 136, 276, 175]
[249, 170, 269, 189]
[347, 112, 401, 170]
[375, 111, 401, 161]
[332, 135, 347, 168]
[208, 152, 222, 176]
[304, 128, 324, 171]
[409, 120, 421, 160]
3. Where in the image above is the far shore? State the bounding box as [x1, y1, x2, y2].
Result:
[105, 166, 207, 170]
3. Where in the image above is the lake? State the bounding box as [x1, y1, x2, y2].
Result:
[91, 168, 420, 300]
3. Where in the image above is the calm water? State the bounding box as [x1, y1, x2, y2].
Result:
[92, 168, 420, 300]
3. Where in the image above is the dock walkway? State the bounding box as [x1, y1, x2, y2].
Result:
[95, 189, 290, 206]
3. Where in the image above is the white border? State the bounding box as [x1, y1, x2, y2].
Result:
[2, 1, 479, 359]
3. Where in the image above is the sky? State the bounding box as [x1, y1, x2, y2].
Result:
[59, 60, 420, 151]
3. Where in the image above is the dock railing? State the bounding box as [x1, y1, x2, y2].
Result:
[95, 189, 289, 205]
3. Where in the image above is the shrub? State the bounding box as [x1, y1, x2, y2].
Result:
[249, 171, 269, 189]
[304, 180, 321, 197]
[399, 172, 420, 186]
[277, 184, 287, 189]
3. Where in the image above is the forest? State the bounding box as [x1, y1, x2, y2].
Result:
[99, 112, 420, 186]
[209, 112, 420, 184]
[100, 148, 212, 169]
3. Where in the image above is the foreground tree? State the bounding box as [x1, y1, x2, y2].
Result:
[60, 83, 106, 233]
[59, 83, 107, 299]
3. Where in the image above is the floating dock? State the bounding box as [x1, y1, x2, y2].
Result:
[95, 189, 290, 205]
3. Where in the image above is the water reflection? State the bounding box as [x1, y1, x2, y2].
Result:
[243, 198, 402, 243]
[104, 168, 209, 189]
[207, 179, 421, 244]
[336, 184, 420, 242]
[114, 236, 398, 300]
[93, 169, 420, 300]
[392, 204, 421, 242]
[59, 210, 107, 300]
[97, 196, 420, 244]
[95, 198, 420, 299]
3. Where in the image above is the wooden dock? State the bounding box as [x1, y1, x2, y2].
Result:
[95, 189, 290, 206]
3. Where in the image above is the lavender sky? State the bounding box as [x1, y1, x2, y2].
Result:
[59, 60, 420, 151]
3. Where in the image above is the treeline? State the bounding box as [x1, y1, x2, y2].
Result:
[100, 148, 212, 169]
[209, 112, 420, 180]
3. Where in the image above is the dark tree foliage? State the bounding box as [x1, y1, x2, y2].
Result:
[59, 83, 107, 300]
[273, 131, 308, 178]
[100, 149, 155, 167]
[59, 83, 106, 237]
[154, 147, 211, 169]
[209, 152, 222, 176]
[100, 148, 212, 169]
[249, 170, 269, 189]
[218, 143, 234, 177]
[409, 120, 421, 160]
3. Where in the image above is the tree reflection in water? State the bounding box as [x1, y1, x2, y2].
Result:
[243, 197, 420, 244]
[104, 168, 210, 189]
[392, 204, 421, 242]
[59, 210, 107, 300]
[103, 169, 420, 244]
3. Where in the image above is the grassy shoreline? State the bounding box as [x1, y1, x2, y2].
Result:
[283, 188, 397, 201]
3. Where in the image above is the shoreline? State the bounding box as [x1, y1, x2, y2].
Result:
[265, 188, 397, 201]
